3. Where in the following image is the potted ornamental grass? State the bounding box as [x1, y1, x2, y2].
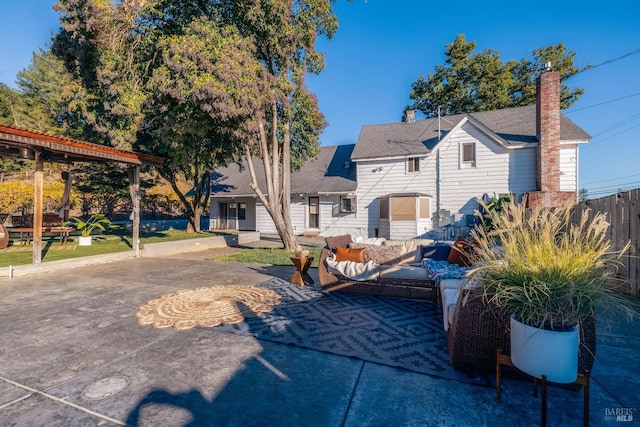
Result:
[65, 214, 112, 246]
[470, 198, 637, 383]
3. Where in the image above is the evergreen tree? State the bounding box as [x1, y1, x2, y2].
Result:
[409, 34, 585, 117]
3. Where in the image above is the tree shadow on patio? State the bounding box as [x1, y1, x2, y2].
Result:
[125, 300, 358, 426]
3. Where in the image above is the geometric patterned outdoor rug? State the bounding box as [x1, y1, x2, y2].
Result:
[210, 277, 490, 385]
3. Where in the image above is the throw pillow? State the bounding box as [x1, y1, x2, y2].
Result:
[421, 243, 451, 261]
[335, 246, 366, 263]
[349, 242, 403, 265]
[447, 236, 467, 266]
[401, 238, 436, 264]
[447, 236, 476, 267]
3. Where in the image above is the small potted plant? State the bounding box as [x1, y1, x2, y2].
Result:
[470, 198, 636, 383]
[65, 214, 112, 246]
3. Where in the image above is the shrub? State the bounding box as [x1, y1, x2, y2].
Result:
[471, 198, 637, 329]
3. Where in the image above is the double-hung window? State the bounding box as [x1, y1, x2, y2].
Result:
[461, 143, 476, 167]
[340, 196, 356, 213]
[407, 157, 420, 173]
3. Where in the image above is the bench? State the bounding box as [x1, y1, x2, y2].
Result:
[8, 214, 74, 246]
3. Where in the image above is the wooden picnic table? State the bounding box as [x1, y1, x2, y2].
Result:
[8, 226, 74, 247]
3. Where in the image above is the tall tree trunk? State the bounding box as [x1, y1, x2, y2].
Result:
[245, 133, 298, 251]
[281, 121, 294, 245]
[188, 207, 202, 232]
[272, 209, 297, 250]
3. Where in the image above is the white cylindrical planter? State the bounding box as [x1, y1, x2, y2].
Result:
[78, 236, 92, 246]
[510, 315, 579, 383]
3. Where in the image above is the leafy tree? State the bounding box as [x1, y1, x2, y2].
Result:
[0, 83, 22, 126]
[142, 20, 267, 232]
[16, 49, 88, 139]
[53, 0, 338, 247]
[72, 162, 157, 218]
[0, 49, 90, 176]
[578, 188, 588, 202]
[0, 180, 73, 215]
[409, 34, 586, 117]
[0, 83, 30, 175]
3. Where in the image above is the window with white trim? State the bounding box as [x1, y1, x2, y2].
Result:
[461, 143, 476, 167]
[407, 157, 420, 173]
[340, 196, 356, 213]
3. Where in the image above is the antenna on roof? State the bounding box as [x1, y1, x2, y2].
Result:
[437, 106, 441, 141]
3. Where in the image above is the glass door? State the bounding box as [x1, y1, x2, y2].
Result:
[219, 202, 237, 229]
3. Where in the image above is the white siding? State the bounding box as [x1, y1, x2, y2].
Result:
[389, 221, 418, 241]
[209, 197, 256, 231]
[437, 123, 536, 215]
[317, 196, 368, 237]
[290, 197, 307, 232]
[255, 203, 277, 234]
[354, 157, 437, 238]
[238, 121, 581, 238]
[254, 196, 370, 237]
[417, 218, 433, 238]
[239, 199, 257, 231]
[560, 145, 578, 191]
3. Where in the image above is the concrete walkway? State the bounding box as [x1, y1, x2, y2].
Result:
[0, 238, 639, 426]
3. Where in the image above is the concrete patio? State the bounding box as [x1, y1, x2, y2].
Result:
[0, 242, 638, 426]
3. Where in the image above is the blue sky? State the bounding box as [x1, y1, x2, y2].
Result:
[1, 1, 639, 198]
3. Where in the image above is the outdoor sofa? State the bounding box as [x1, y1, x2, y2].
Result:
[318, 234, 596, 375]
[318, 234, 447, 300]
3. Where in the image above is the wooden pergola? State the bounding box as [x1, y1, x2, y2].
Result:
[0, 124, 164, 264]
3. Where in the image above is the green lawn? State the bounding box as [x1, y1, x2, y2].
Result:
[210, 247, 322, 267]
[0, 228, 236, 267]
[0, 227, 322, 268]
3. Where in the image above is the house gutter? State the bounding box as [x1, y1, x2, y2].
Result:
[436, 106, 442, 224]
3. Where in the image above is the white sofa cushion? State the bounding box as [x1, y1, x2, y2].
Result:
[439, 278, 466, 331]
[441, 288, 460, 332]
[378, 265, 430, 281]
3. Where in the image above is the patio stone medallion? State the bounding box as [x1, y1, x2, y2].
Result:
[135, 285, 281, 330]
[82, 376, 129, 400]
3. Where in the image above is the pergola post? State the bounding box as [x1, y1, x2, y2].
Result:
[33, 150, 44, 264]
[60, 168, 73, 221]
[128, 165, 141, 257]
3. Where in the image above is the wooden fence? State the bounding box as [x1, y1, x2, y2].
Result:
[575, 188, 640, 298]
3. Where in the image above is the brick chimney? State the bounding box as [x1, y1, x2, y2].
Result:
[526, 64, 575, 208]
[536, 64, 561, 192]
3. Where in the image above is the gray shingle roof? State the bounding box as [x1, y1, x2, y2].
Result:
[211, 144, 357, 197]
[352, 105, 591, 161]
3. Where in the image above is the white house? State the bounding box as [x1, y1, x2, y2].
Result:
[210, 69, 590, 239]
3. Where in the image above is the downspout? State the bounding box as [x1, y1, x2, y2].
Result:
[436, 106, 441, 225]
